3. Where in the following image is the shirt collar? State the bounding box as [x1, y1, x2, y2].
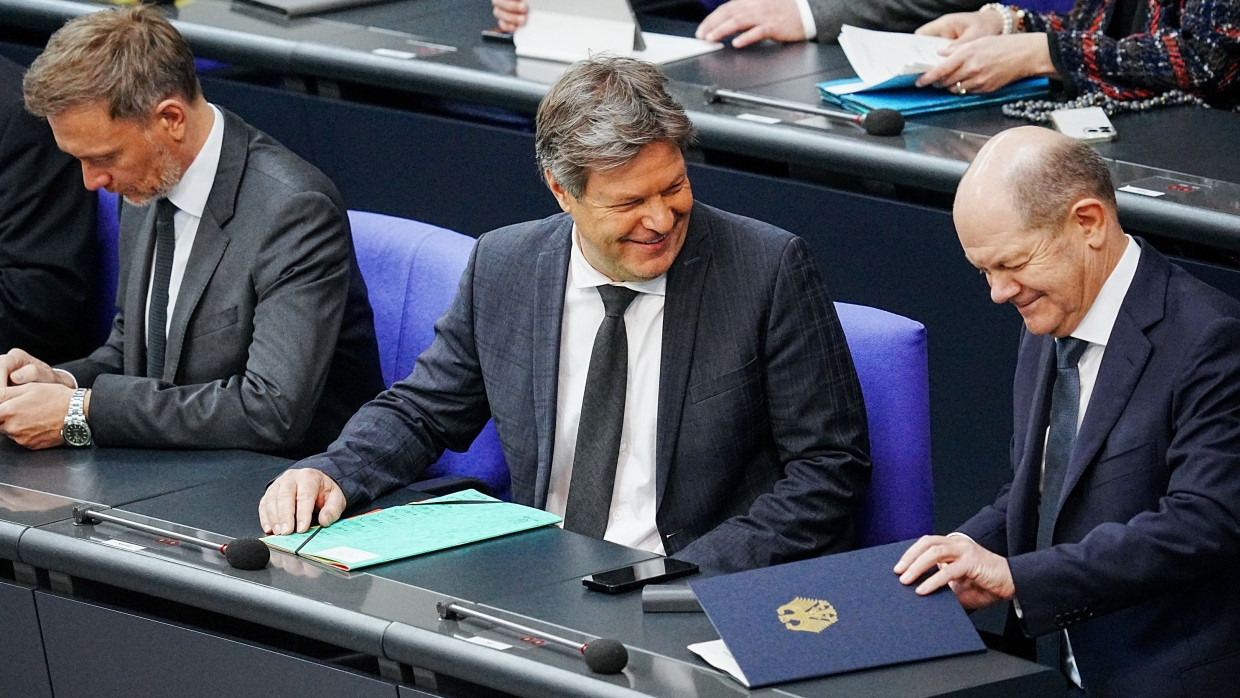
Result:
[569, 224, 667, 296]
[1070, 235, 1141, 347]
[166, 104, 224, 218]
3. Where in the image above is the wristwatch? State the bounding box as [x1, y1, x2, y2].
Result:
[61, 388, 92, 447]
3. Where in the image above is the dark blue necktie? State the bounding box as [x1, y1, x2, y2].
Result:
[564, 285, 640, 538]
[147, 198, 176, 379]
[1036, 336, 1089, 669]
[1037, 336, 1089, 550]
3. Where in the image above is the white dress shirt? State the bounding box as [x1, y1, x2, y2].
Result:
[145, 104, 225, 341]
[794, 0, 818, 40]
[546, 227, 667, 555]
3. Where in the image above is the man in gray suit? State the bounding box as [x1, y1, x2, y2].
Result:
[260, 56, 870, 573]
[0, 6, 382, 457]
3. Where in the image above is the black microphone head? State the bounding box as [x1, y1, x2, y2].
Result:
[582, 639, 628, 674]
[861, 109, 905, 136]
[224, 538, 270, 571]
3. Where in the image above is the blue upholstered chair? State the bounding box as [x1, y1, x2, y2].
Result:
[835, 302, 933, 547]
[94, 189, 121, 345]
[348, 210, 510, 500]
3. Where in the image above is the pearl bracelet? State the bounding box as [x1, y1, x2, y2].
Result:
[982, 2, 1016, 34]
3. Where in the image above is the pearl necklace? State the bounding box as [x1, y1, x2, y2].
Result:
[1001, 90, 1208, 123]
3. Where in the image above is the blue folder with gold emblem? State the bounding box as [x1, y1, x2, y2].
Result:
[689, 540, 986, 687]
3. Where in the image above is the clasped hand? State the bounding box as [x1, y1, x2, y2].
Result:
[0, 348, 78, 449]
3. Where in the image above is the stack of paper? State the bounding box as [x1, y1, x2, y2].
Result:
[836, 25, 951, 93]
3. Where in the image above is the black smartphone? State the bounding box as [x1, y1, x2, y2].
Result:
[582, 558, 699, 594]
[481, 28, 514, 43]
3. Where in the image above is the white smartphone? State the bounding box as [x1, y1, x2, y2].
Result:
[1050, 106, 1118, 143]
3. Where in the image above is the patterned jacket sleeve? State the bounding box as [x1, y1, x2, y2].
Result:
[1023, 0, 1240, 105]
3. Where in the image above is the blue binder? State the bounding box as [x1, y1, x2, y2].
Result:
[818, 77, 1050, 116]
[690, 541, 986, 687]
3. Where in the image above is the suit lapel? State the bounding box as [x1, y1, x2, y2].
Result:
[531, 219, 571, 510]
[122, 201, 159, 376]
[161, 109, 245, 382]
[1010, 334, 1056, 554]
[655, 206, 712, 502]
[1056, 245, 1165, 515]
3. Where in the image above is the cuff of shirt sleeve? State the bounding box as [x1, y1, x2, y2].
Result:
[54, 368, 78, 389]
[794, 0, 817, 40]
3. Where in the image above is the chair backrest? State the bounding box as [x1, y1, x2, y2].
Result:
[94, 189, 121, 345]
[348, 210, 510, 500]
[834, 302, 933, 547]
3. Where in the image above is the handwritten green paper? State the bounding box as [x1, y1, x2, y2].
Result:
[261, 489, 562, 570]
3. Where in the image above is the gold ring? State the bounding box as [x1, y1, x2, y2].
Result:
[956, 82, 967, 95]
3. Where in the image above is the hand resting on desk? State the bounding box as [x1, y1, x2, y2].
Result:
[259, 468, 347, 535]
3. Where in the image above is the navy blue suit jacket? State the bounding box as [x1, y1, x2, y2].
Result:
[958, 241, 1240, 697]
[304, 202, 871, 572]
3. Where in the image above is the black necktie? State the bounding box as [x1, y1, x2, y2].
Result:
[1035, 336, 1089, 669]
[147, 198, 176, 379]
[563, 285, 640, 538]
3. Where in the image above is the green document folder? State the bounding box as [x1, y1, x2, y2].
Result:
[261, 489, 562, 570]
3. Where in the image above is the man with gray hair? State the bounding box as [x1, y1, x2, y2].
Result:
[895, 126, 1240, 695]
[260, 55, 871, 573]
[0, 6, 382, 456]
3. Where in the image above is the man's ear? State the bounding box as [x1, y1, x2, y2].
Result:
[1069, 198, 1108, 248]
[545, 169, 575, 214]
[152, 98, 189, 141]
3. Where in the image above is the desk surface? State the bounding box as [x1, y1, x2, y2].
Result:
[3, 0, 1236, 249]
[3, 447, 1062, 698]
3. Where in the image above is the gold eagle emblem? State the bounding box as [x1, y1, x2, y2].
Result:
[777, 596, 838, 633]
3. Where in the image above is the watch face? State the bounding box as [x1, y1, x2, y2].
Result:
[63, 421, 91, 447]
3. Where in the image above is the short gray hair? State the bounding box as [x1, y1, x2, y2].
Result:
[535, 55, 694, 198]
[24, 5, 200, 120]
[1009, 137, 1117, 231]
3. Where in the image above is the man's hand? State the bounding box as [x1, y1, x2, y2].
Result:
[894, 534, 1016, 610]
[492, 0, 527, 32]
[915, 33, 1054, 94]
[0, 383, 76, 449]
[1, 348, 72, 388]
[916, 10, 1003, 42]
[258, 468, 347, 536]
[695, 0, 807, 48]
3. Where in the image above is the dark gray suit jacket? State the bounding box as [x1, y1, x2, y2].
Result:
[808, 0, 985, 41]
[303, 202, 871, 572]
[0, 55, 96, 364]
[60, 109, 382, 458]
[959, 242, 1240, 696]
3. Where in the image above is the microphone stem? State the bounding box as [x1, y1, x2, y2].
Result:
[77, 508, 223, 552]
[438, 601, 583, 653]
[709, 87, 858, 122]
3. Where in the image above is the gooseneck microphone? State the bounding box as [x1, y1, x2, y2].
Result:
[705, 86, 905, 137]
[437, 599, 629, 674]
[73, 506, 270, 571]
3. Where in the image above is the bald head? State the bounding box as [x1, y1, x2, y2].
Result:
[953, 127, 1128, 337]
[957, 126, 1118, 234]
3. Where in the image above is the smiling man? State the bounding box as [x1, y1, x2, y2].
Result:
[0, 6, 382, 456]
[260, 56, 871, 573]
[895, 127, 1240, 695]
